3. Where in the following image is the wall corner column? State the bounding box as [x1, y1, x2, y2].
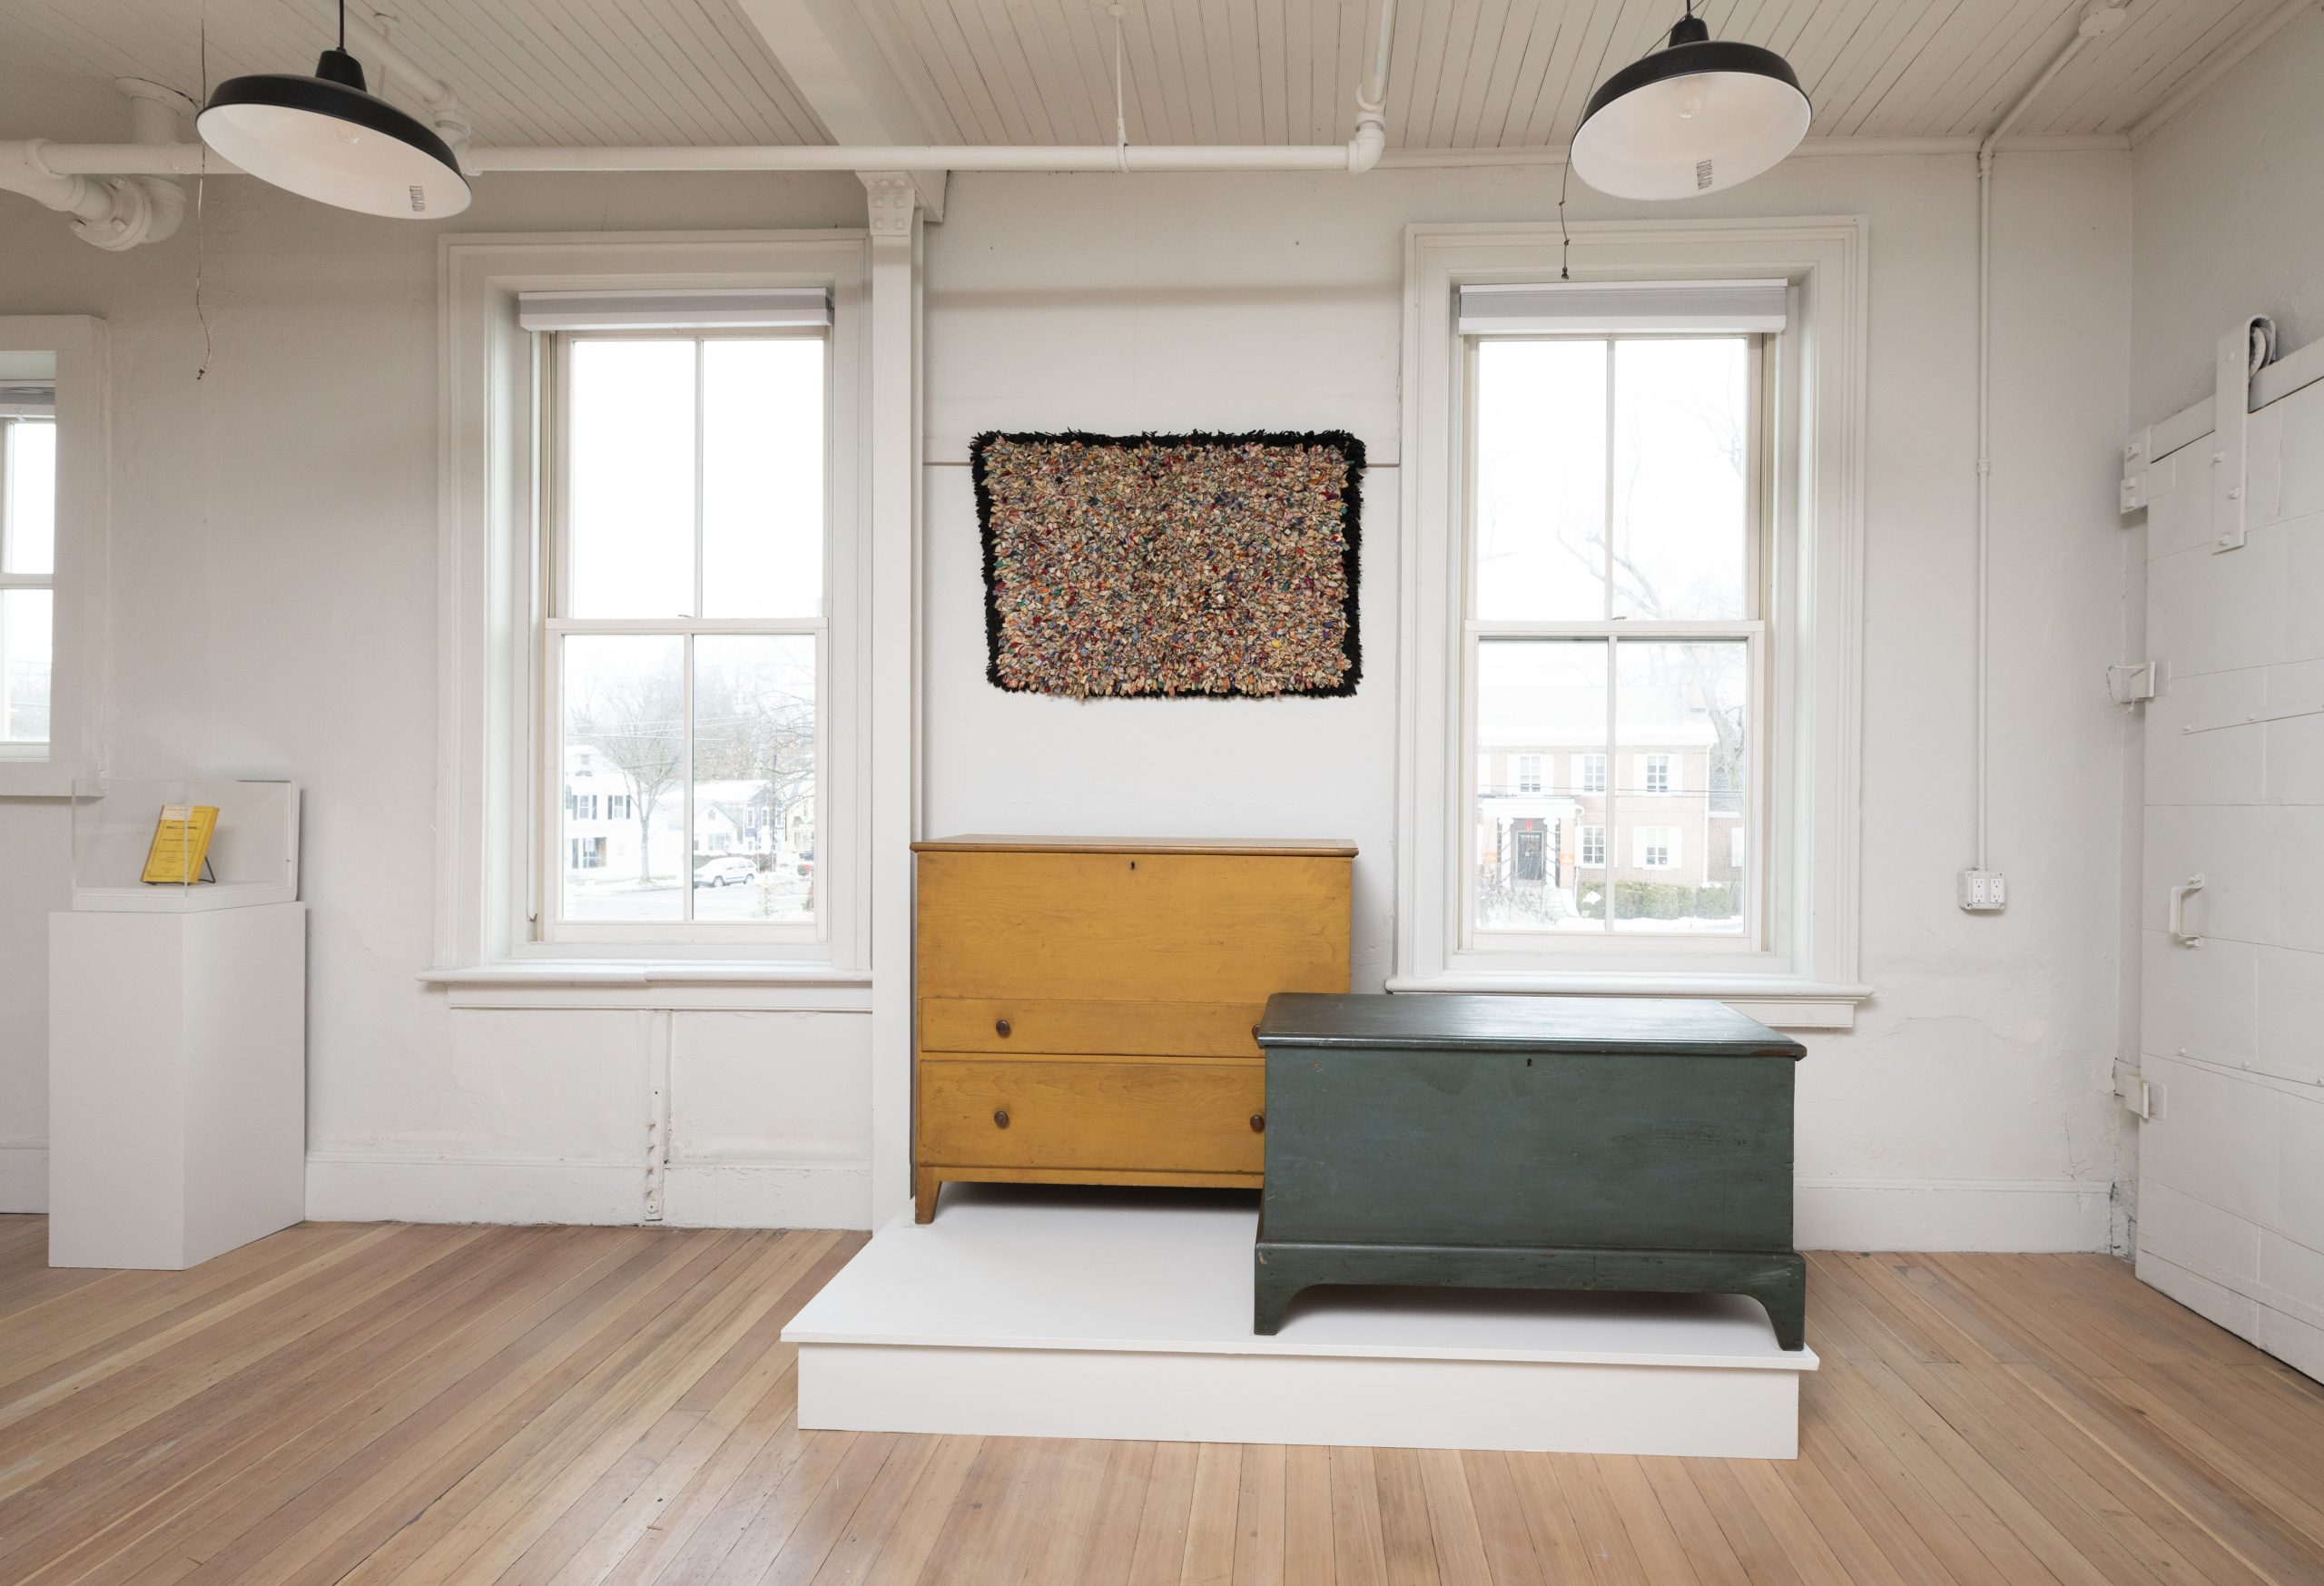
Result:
[862, 171, 922, 1228]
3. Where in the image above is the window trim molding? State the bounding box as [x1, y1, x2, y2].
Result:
[0, 315, 106, 798]
[1391, 220, 1869, 1029]
[435, 231, 872, 979]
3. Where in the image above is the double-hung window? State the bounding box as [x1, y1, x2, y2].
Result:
[1467, 329, 1761, 941]
[541, 325, 828, 943]
[1399, 228, 1866, 1024]
[0, 399, 54, 753]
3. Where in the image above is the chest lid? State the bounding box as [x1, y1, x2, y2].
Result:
[1256, 993, 1806, 1060]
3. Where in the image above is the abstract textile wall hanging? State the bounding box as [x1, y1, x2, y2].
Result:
[972, 429, 1364, 699]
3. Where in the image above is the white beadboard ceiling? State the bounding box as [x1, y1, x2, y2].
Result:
[0, 0, 2294, 151]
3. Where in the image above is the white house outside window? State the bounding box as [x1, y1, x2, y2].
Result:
[1468, 332, 1760, 941]
[1516, 754, 1541, 793]
[544, 329, 828, 941]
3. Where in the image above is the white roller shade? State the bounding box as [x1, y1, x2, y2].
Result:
[516, 288, 831, 331]
[1457, 278, 1787, 335]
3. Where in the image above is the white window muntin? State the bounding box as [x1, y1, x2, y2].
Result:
[539, 325, 830, 946]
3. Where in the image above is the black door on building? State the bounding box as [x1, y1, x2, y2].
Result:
[1512, 819, 1546, 882]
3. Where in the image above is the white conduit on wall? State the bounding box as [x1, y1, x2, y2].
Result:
[1967, 0, 2122, 886]
[0, 0, 1393, 242]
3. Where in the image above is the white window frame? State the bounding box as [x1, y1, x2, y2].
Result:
[1580, 824, 1606, 868]
[1578, 752, 1607, 793]
[1515, 753, 1541, 793]
[1636, 828, 1679, 869]
[1393, 221, 1868, 1029]
[0, 317, 105, 797]
[539, 324, 831, 947]
[428, 235, 872, 1003]
[1642, 753, 1672, 795]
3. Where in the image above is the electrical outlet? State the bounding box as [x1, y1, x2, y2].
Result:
[1957, 869, 2007, 911]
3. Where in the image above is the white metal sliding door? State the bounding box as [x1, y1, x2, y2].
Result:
[2130, 345, 2324, 1381]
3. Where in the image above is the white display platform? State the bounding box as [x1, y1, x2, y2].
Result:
[48, 901, 308, 1269]
[784, 1186, 1817, 1458]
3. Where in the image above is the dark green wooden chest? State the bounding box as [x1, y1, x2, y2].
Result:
[1253, 993, 1809, 1349]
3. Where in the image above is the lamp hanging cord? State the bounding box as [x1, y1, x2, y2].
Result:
[338, 0, 346, 54]
[195, 0, 213, 380]
[1558, 155, 1572, 281]
[1110, 4, 1128, 172]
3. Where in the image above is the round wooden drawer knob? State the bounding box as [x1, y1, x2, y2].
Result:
[1250, 1114, 1265, 1133]
[995, 1019, 1011, 1038]
[993, 1108, 1010, 1128]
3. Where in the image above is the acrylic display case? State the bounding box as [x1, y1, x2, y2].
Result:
[70, 777, 300, 911]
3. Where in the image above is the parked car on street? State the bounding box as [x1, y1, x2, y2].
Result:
[694, 855, 758, 888]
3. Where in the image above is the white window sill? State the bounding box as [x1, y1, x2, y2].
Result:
[0, 756, 88, 799]
[1382, 972, 1872, 1031]
[419, 961, 873, 1011]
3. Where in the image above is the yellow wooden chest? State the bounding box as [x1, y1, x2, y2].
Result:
[911, 835, 1354, 1221]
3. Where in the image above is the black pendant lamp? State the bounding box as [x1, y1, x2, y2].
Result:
[1571, 5, 1809, 201]
[197, 0, 470, 219]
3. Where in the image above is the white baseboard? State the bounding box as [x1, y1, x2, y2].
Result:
[0, 1142, 47, 1214]
[305, 1153, 645, 1225]
[2138, 1245, 2324, 1384]
[1795, 1177, 2111, 1252]
[287, 1157, 2117, 1249]
[302, 1150, 872, 1229]
[664, 1161, 871, 1230]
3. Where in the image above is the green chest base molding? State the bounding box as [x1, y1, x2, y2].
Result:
[1254, 993, 1810, 1350]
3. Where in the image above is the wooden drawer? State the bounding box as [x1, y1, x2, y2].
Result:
[919, 998, 1263, 1058]
[915, 850, 1350, 1003]
[918, 1057, 1265, 1175]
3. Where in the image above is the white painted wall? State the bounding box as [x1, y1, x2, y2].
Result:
[0, 147, 2136, 1248]
[921, 153, 2134, 1250]
[2127, 6, 2324, 1374]
[0, 173, 881, 1227]
[2132, 10, 2324, 424]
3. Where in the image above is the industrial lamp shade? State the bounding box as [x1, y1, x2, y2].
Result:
[1571, 15, 1809, 202]
[198, 47, 470, 219]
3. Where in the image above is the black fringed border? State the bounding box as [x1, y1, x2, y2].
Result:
[969, 429, 1365, 700]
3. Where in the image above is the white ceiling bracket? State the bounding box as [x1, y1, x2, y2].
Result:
[2210, 316, 2275, 552]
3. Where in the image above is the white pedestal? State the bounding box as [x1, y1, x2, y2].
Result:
[48, 902, 307, 1269]
[784, 1187, 1817, 1458]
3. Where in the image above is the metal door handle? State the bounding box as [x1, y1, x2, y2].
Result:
[2169, 874, 2206, 947]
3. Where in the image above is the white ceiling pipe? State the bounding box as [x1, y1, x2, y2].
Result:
[25, 0, 1395, 186]
[0, 80, 194, 249]
[340, 6, 473, 151]
[111, 79, 192, 247]
[1963, 0, 2123, 887]
[26, 135, 1374, 179]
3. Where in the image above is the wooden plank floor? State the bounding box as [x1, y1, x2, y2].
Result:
[1, 1216, 2320, 1585]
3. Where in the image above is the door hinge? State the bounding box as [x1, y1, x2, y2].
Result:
[2121, 429, 2158, 512]
[2107, 660, 2160, 704]
[2210, 315, 2276, 553]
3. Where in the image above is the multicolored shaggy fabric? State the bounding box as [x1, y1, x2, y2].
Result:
[971, 430, 1364, 699]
